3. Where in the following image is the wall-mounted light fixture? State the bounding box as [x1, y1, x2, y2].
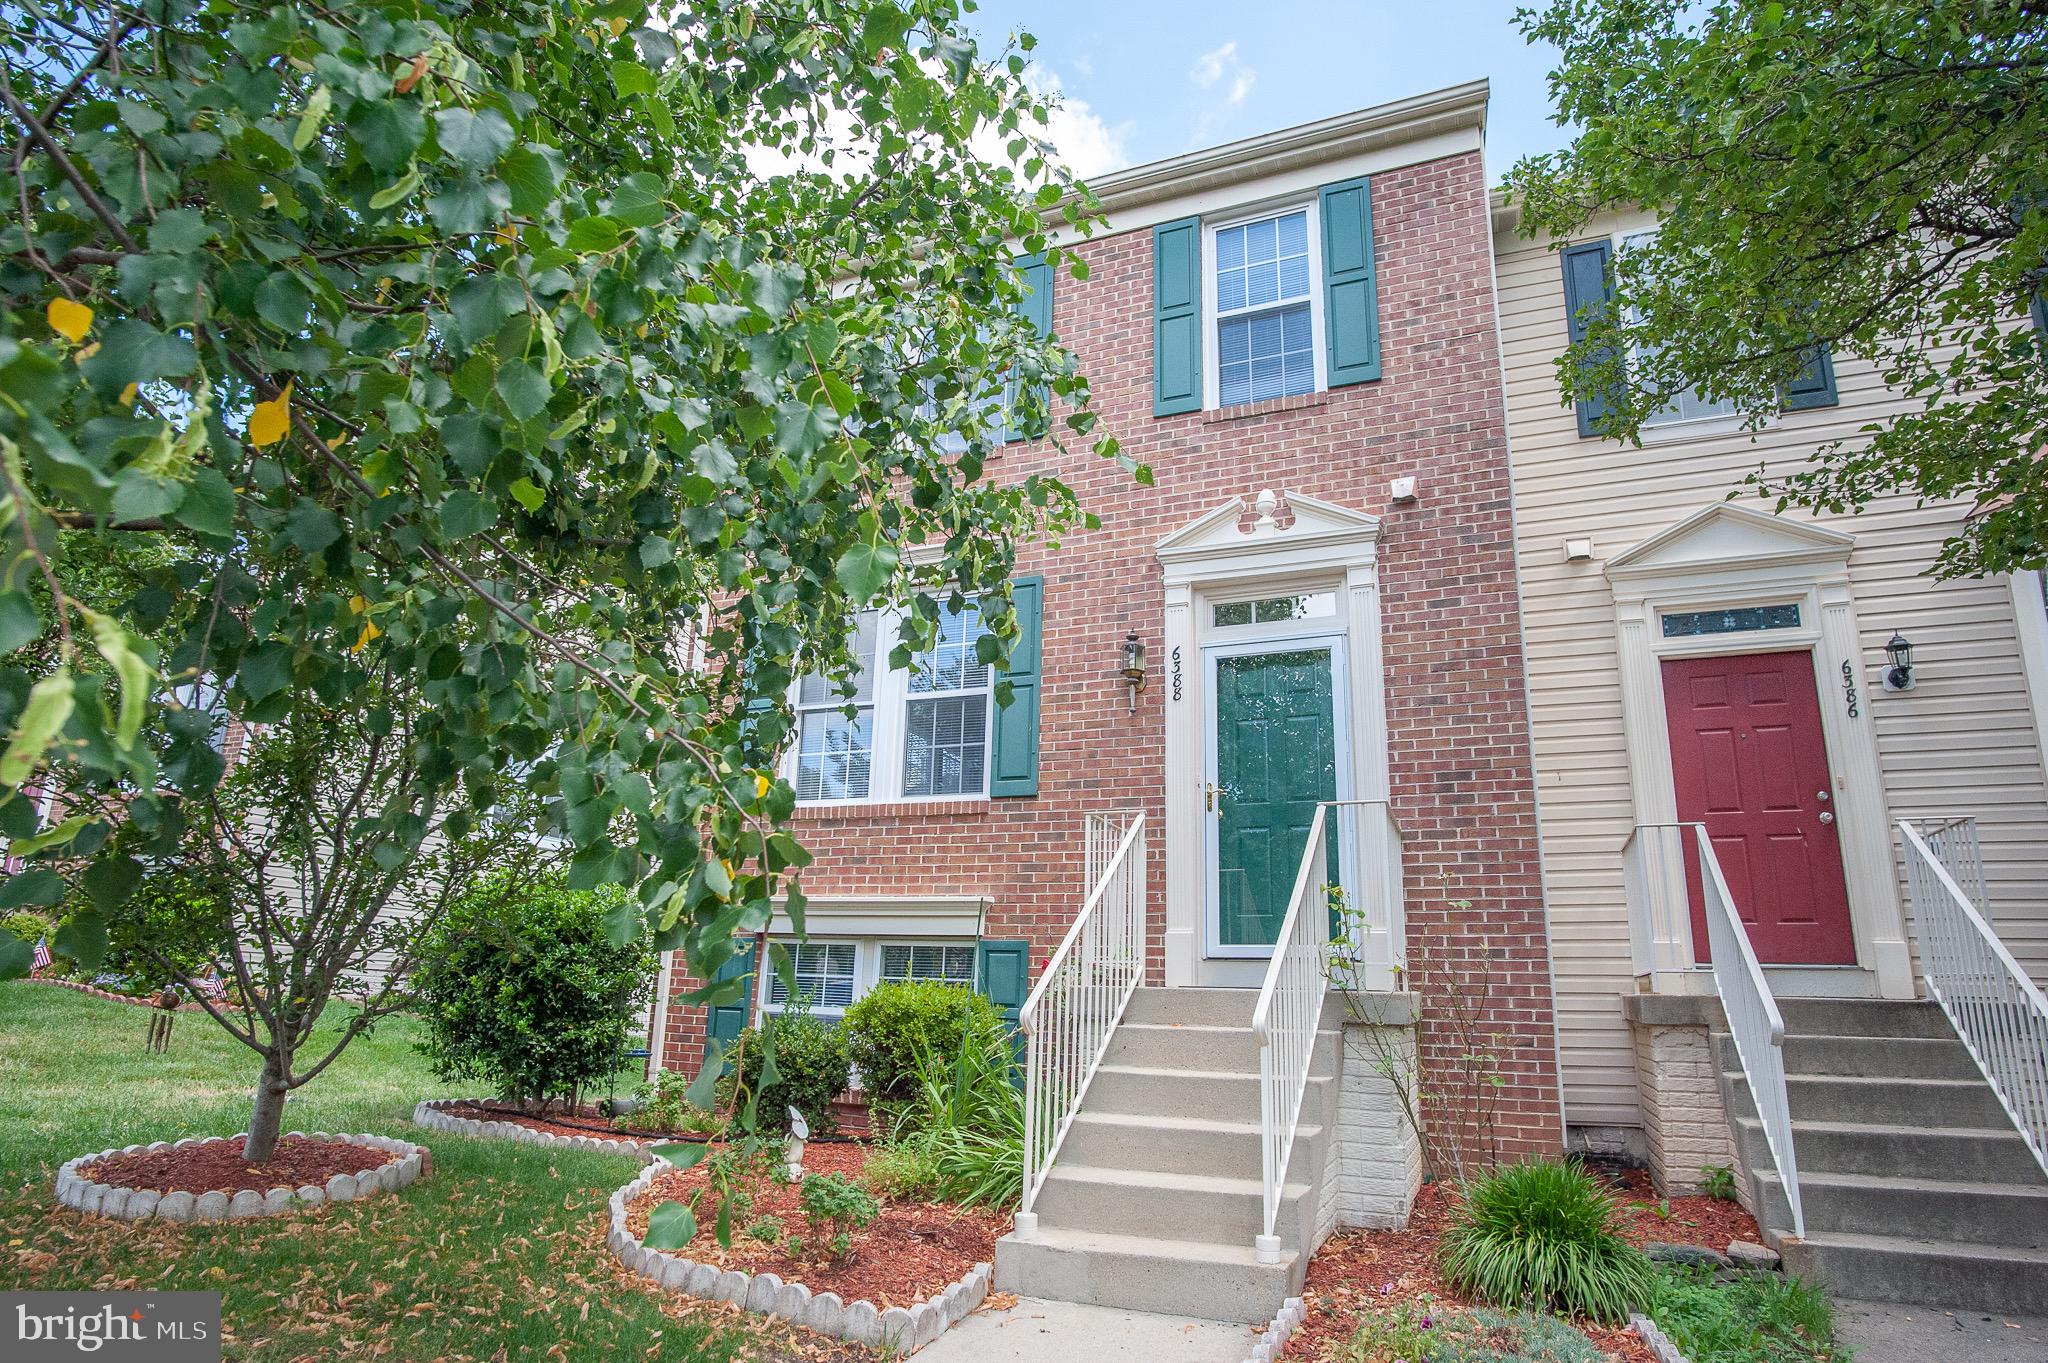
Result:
[1120, 631, 1148, 712]
[1882, 632, 1916, 692]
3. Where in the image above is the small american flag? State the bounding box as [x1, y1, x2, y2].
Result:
[31, 939, 51, 972]
[195, 971, 228, 1000]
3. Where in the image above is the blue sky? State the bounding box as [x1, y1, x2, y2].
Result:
[962, 0, 1572, 181]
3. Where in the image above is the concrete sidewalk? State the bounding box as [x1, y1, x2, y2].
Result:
[914, 1297, 1262, 1362]
[1835, 1299, 2048, 1363]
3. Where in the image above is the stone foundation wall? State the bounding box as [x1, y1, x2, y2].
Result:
[1322, 1004, 1424, 1237]
[1625, 995, 1735, 1196]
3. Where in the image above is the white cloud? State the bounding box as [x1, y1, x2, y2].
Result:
[1190, 41, 1238, 88]
[1018, 65, 1134, 179]
[1226, 70, 1256, 108]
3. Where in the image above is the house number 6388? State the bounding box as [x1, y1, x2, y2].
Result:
[1171, 647, 1183, 701]
[1840, 660, 1860, 718]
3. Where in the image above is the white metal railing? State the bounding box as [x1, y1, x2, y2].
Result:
[1684, 821, 1804, 1240]
[1621, 820, 1697, 984]
[1251, 798, 1401, 1263]
[1083, 809, 1141, 891]
[1901, 818, 2048, 1178]
[1014, 811, 1147, 1235]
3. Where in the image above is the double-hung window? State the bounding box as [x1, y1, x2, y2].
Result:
[763, 940, 860, 1018]
[1619, 229, 1739, 428]
[789, 599, 995, 805]
[1211, 208, 1322, 407]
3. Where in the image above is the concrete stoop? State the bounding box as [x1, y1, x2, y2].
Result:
[995, 987, 1343, 1323]
[1713, 998, 2048, 1313]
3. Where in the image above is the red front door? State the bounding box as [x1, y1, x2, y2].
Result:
[1661, 650, 1856, 965]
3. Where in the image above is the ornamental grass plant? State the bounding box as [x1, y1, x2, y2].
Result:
[1438, 1157, 1656, 1324]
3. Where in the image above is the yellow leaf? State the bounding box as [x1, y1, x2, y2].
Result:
[607, 16, 629, 35]
[352, 619, 383, 653]
[349, 595, 369, 615]
[118, 383, 138, 406]
[47, 297, 92, 343]
[247, 382, 292, 448]
[72, 342, 101, 363]
[754, 774, 770, 799]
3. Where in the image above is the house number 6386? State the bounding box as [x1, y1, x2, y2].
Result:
[1840, 660, 1860, 718]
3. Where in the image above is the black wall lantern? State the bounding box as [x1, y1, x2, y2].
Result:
[1882, 631, 1916, 692]
[1120, 631, 1147, 711]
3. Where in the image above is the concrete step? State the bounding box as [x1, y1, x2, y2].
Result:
[1780, 1033, 1981, 1080]
[1727, 1073, 2014, 1128]
[1124, 987, 1262, 1028]
[1781, 1231, 2048, 1314]
[1735, 1116, 2046, 1185]
[1775, 998, 1955, 1040]
[1058, 1110, 1323, 1182]
[1106, 1022, 1341, 1073]
[1754, 1169, 2048, 1249]
[994, 1225, 1300, 1323]
[1033, 1162, 1314, 1251]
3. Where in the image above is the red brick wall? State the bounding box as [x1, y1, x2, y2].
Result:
[657, 149, 1564, 1156]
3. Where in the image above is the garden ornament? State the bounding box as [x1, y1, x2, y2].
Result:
[145, 988, 178, 1053]
[785, 1106, 809, 1181]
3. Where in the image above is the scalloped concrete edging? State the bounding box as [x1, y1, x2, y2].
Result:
[605, 1160, 990, 1354]
[1243, 1295, 1304, 1363]
[18, 977, 241, 1012]
[54, 1132, 427, 1223]
[1630, 1313, 1689, 1363]
[412, 1098, 659, 1160]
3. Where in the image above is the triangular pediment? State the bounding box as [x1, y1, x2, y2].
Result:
[1155, 490, 1381, 564]
[1606, 503, 1854, 579]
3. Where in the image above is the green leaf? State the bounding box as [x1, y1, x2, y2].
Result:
[0, 668, 75, 787]
[83, 852, 141, 909]
[0, 867, 64, 908]
[0, 932, 32, 981]
[608, 172, 668, 228]
[9, 813, 91, 857]
[347, 101, 426, 173]
[611, 60, 656, 98]
[834, 540, 898, 601]
[173, 467, 237, 538]
[0, 590, 43, 654]
[434, 107, 515, 171]
[565, 216, 624, 255]
[283, 499, 343, 554]
[439, 489, 498, 540]
[508, 476, 545, 512]
[84, 608, 153, 751]
[650, 1142, 710, 1171]
[499, 144, 563, 218]
[368, 168, 424, 211]
[642, 1199, 698, 1250]
[495, 359, 551, 422]
[54, 911, 108, 969]
[292, 84, 332, 151]
[601, 888, 640, 946]
[235, 643, 293, 702]
[79, 322, 195, 396]
[685, 1042, 724, 1109]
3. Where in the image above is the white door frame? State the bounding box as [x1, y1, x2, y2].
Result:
[1203, 630, 1354, 960]
[1155, 490, 1391, 988]
[1606, 504, 1913, 999]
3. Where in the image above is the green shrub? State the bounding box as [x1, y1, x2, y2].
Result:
[862, 1137, 945, 1201]
[726, 1007, 851, 1136]
[1438, 1158, 1655, 1323]
[842, 978, 1001, 1109]
[881, 1010, 1023, 1208]
[798, 1171, 878, 1264]
[1, 910, 56, 953]
[98, 871, 227, 990]
[1648, 1267, 1844, 1363]
[1700, 1163, 1739, 1202]
[411, 871, 654, 1108]
[617, 1068, 723, 1136]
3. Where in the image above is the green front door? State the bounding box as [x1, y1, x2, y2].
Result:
[1211, 644, 1341, 951]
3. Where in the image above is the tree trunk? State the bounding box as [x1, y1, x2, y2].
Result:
[244, 1051, 291, 1163]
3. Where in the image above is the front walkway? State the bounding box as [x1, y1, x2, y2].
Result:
[1836, 1298, 2048, 1363]
[917, 1297, 1261, 1362]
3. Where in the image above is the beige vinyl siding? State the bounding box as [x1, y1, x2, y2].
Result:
[1496, 214, 2048, 1132]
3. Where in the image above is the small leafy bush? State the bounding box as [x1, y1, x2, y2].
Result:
[880, 1011, 1024, 1207]
[1339, 1298, 1440, 1363]
[1, 910, 56, 953]
[725, 1007, 851, 1135]
[1700, 1164, 1739, 1202]
[411, 871, 655, 1109]
[862, 1137, 945, 1201]
[745, 1215, 784, 1244]
[799, 1171, 878, 1264]
[842, 978, 1002, 1109]
[1438, 1158, 1655, 1323]
[1648, 1267, 1845, 1363]
[617, 1068, 723, 1136]
[1341, 1303, 1604, 1363]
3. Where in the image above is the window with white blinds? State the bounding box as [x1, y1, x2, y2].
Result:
[880, 943, 976, 986]
[763, 941, 859, 1014]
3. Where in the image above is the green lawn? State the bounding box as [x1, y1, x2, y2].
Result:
[0, 983, 755, 1362]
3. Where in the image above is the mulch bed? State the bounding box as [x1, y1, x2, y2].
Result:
[446, 1097, 875, 1144]
[623, 1140, 1006, 1311]
[1281, 1170, 1762, 1362]
[79, 1136, 399, 1195]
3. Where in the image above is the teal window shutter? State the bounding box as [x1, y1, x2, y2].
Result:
[1005, 253, 1054, 443]
[1783, 344, 1839, 410]
[988, 575, 1042, 797]
[1153, 217, 1203, 415]
[2032, 288, 2047, 368]
[1559, 238, 1617, 437]
[1319, 177, 1381, 386]
[702, 939, 756, 1071]
[975, 937, 1032, 1074]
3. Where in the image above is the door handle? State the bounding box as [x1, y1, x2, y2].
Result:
[1206, 782, 1218, 812]
[1817, 811, 1834, 825]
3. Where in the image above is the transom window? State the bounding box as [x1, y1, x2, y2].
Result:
[1213, 208, 1321, 407]
[789, 600, 993, 804]
[1212, 591, 1338, 628]
[1660, 603, 1802, 638]
[1621, 230, 1738, 427]
[764, 941, 859, 1016]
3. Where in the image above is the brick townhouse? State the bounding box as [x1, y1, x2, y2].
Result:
[648, 80, 1564, 1318]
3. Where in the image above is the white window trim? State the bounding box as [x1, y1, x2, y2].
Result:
[1202, 199, 1327, 412]
[755, 935, 980, 1025]
[785, 604, 994, 807]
